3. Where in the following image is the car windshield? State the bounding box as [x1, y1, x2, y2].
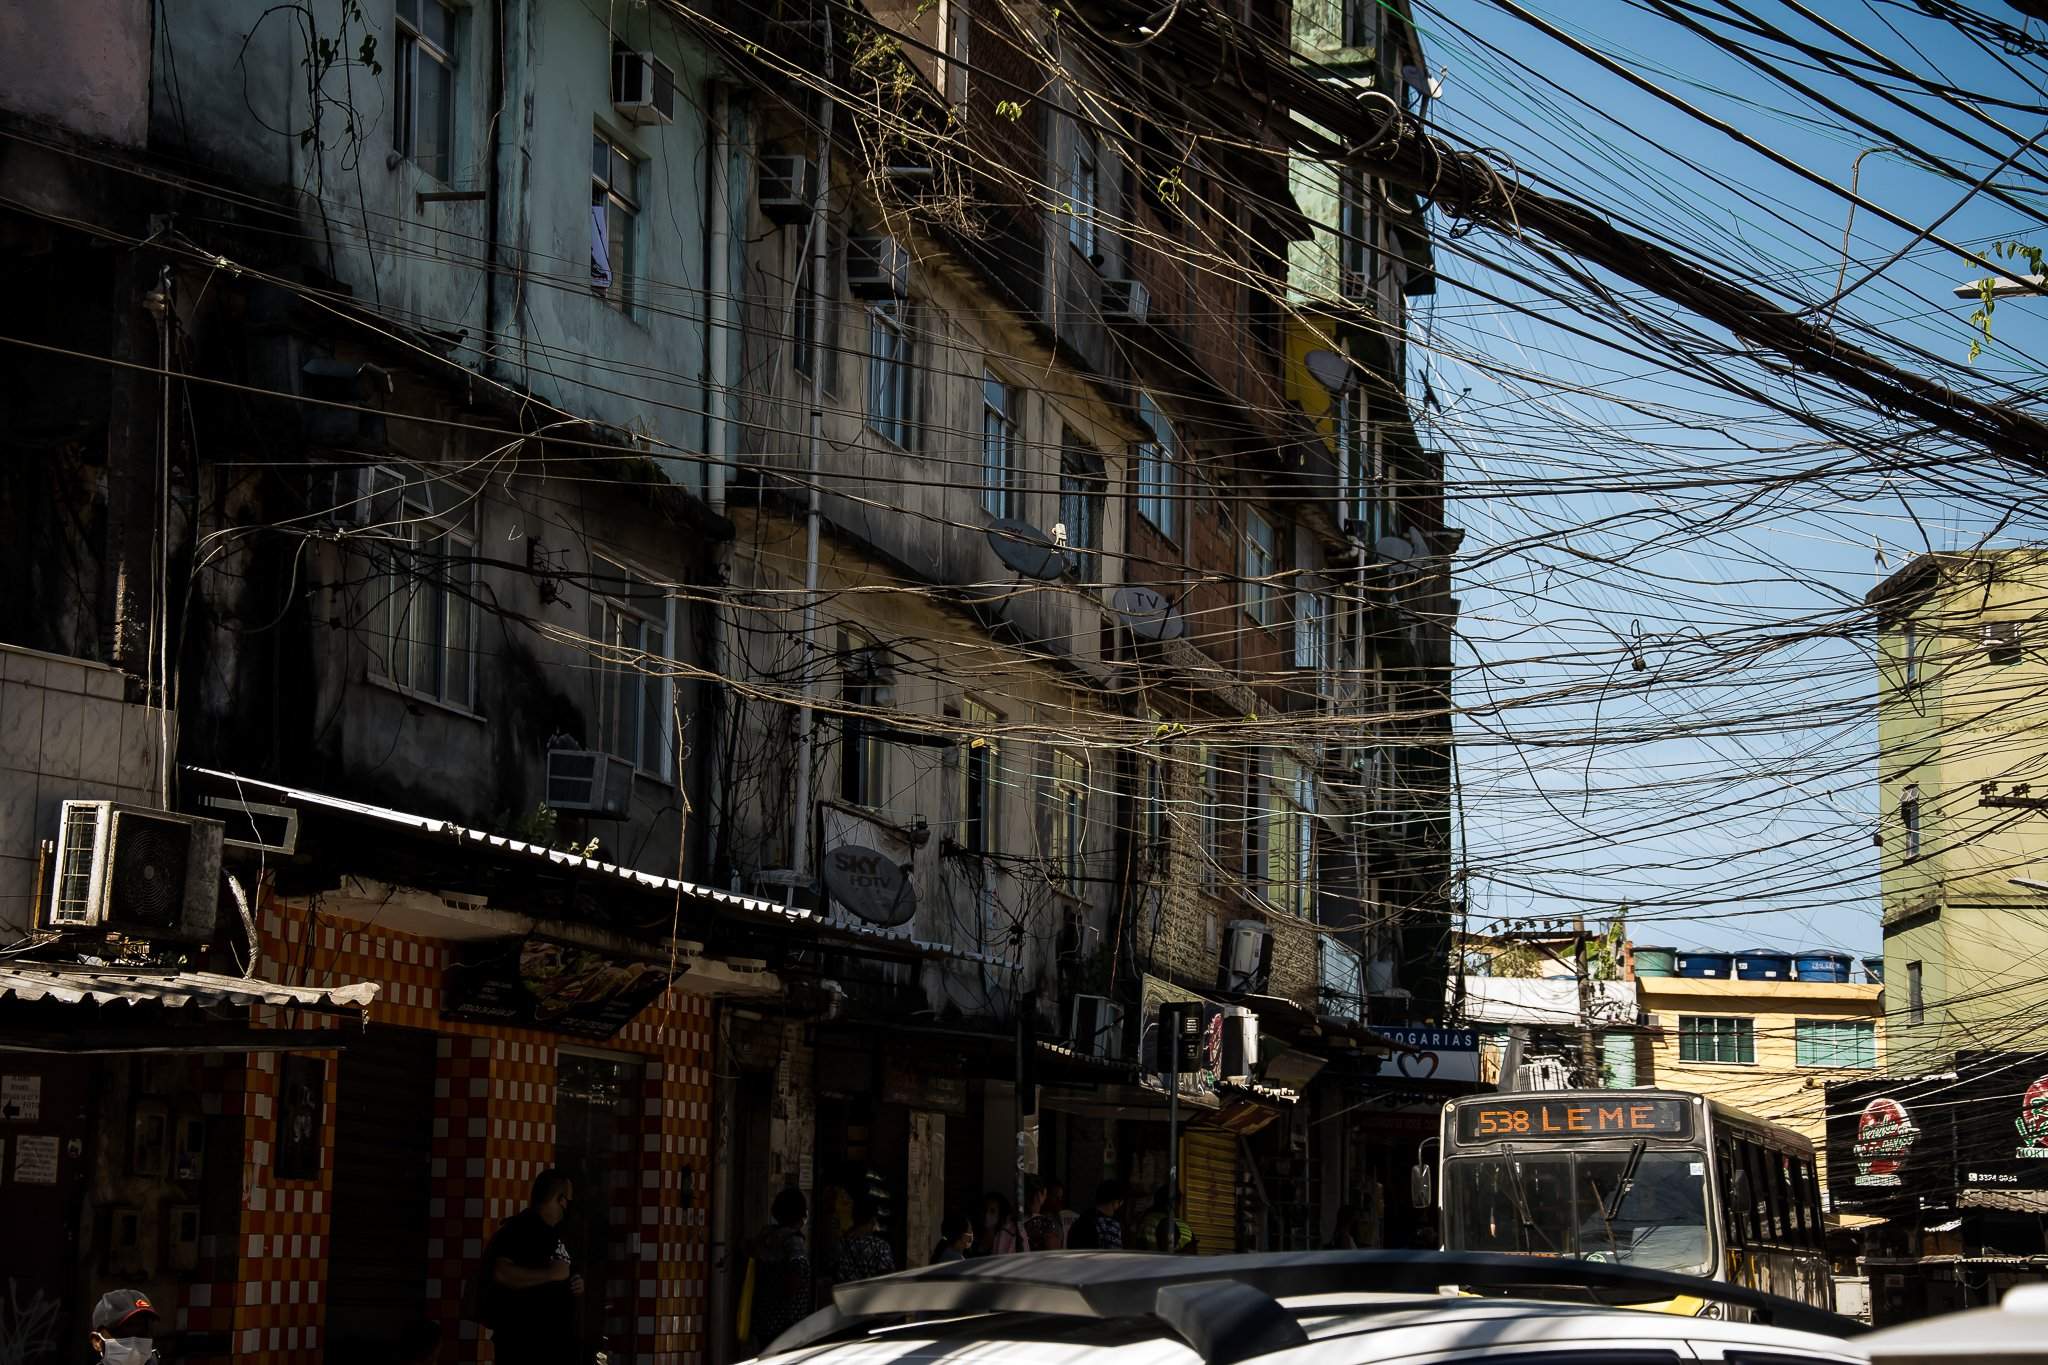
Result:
[1443, 1151, 1712, 1275]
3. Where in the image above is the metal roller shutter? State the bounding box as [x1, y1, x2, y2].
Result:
[325, 1026, 438, 1356]
[1180, 1127, 1239, 1255]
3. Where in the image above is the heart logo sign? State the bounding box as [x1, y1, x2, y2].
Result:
[1397, 1050, 1441, 1080]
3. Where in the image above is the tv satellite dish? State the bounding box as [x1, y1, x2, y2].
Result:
[1111, 584, 1187, 642]
[986, 519, 1072, 581]
[1303, 349, 1352, 394]
[1376, 534, 1420, 565]
[821, 845, 917, 928]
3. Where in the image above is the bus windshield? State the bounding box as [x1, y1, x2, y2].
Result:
[1443, 1150, 1712, 1275]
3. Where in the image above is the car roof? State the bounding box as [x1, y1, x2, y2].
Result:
[764, 1294, 1866, 1365]
[759, 1252, 1865, 1365]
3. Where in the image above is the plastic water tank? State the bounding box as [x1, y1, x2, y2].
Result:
[1677, 952, 1733, 979]
[1735, 950, 1792, 981]
[1794, 952, 1852, 983]
[1634, 946, 1677, 977]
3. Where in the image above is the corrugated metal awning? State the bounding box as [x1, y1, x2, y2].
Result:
[0, 964, 378, 1014]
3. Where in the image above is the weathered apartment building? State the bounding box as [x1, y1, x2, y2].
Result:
[0, 0, 1455, 1359]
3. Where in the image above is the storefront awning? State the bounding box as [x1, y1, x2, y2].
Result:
[187, 767, 1013, 968]
[0, 963, 377, 1053]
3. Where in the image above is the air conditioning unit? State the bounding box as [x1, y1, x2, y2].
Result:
[847, 234, 910, 298]
[544, 748, 633, 819]
[1220, 1007, 1260, 1080]
[1102, 278, 1151, 322]
[47, 801, 223, 943]
[1070, 994, 1125, 1059]
[611, 50, 676, 125]
[758, 154, 818, 226]
[1220, 919, 1272, 995]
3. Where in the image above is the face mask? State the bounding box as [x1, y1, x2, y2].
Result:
[102, 1338, 157, 1365]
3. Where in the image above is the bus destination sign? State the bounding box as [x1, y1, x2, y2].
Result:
[1457, 1097, 1692, 1143]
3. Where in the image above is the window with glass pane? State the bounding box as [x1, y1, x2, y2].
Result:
[981, 372, 1018, 518]
[1048, 750, 1087, 895]
[960, 698, 1000, 854]
[1339, 167, 1374, 298]
[867, 300, 915, 447]
[1795, 1019, 1875, 1069]
[591, 131, 638, 309]
[840, 643, 890, 808]
[395, 0, 456, 181]
[1266, 754, 1314, 917]
[1902, 783, 1920, 859]
[1678, 1015, 1754, 1064]
[1059, 441, 1104, 585]
[1242, 507, 1278, 627]
[1340, 0, 1377, 48]
[1295, 591, 1329, 671]
[1068, 126, 1098, 257]
[1241, 750, 1264, 881]
[380, 479, 477, 709]
[1197, 743, 1222, 889]
[1135, 394, 1177, 539]
[590, 556, 672, 777]
[1901, 620, 1918, 688]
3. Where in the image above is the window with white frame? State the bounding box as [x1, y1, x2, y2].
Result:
[1901, 783, 1921, 859]
[1901, 620, 1918, 689]
[375, 470, 477, 710]
[1047, 749, 1088, 896]
[589, 556, 673, 778]
[1135, 394, 1178, 540]
[1295, 590, 1329, 672]
[1067, 123, 1099, 259]
[840, 639, 891, 808]
[591, 130, 638, 309]
[1795, 1019, 1875, 1069]
[941, 0, 971, 107]
[1242, 506, 1278, 627]
[981, 371, 1019, 518]
[1059, 436, 1105, 585]
[394, 0, 457, 181]
[1240, 749, 1264, 882]
[867, 300, 916, 447]
[1267, 753, 1315, 918]
[1338, 167, 1372, 301]
[959, 696, 1001, 854]
[1679, 1016, 1755, 1065]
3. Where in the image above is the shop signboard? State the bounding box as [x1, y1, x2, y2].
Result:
[1375, 1026, 1481, 1085]
[443, 936, 678, 1039]
[1825, 1070, 1950, 1213]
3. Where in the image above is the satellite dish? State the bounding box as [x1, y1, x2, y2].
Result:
[1112, 584, 1187, 642]
[821, 845, 917, 928]
[986, 518, 1072, 581]
[1376, 534, 1420, 565]
[1304, 349, 1352, 394]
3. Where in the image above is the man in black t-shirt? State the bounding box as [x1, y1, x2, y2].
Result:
[483, 1169, 584, 1365]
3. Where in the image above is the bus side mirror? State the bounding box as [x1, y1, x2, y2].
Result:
[1411, 1163, 1433, 1209]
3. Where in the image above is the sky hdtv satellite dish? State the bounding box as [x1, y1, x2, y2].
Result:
[1303, 348, 1352, 394]
[1111, 584, 1187, 642]
[821, 845, 917, 928]
[987, 518, 1072, 581]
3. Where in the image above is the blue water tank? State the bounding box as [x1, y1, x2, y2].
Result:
[1735, 950, 1792, 981]
[1794, 952, 1852, 983]
[1677, 952, 1734, 979]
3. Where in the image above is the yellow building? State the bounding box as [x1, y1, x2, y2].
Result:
[1869, 550, 2048, 1071]
[1637, 974, 1884, 1187]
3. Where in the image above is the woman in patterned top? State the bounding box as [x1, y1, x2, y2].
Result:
[1020, 1177, 1063, 1250]
[830, 1195, 896, 1284]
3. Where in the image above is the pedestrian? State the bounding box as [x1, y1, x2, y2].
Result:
[482, 1169, 584, 1365]
[830, 1194, 896, 1284]
[978, 1190, 1025, 1255]
[88, 1291, 160, 1365]
[1046, 1179, 1078, 1244]
[931, 1211, 975, 1262]
[1328, 1203, 1365, 1250]
[749, 1187, 814, 1348]
[1020, 1177, 1063, 1250]
[1063, 1179, 1126, 1249]
[1138, 1184, 1196, 1253]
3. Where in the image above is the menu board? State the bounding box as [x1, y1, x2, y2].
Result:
[443, 936, 678, 1039]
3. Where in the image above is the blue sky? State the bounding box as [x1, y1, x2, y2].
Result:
[1410, 0, 2048, 955]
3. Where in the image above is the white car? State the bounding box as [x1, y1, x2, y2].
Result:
[755, 1250, 1867, 1365]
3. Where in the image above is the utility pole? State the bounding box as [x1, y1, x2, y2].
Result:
[1573, 917, 1600, 1089]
